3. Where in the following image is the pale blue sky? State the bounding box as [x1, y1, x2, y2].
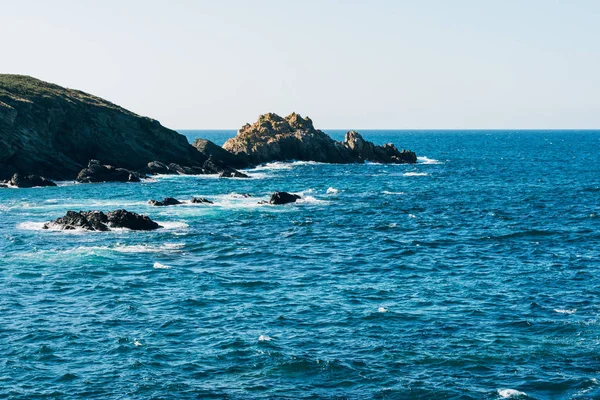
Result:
[3, 0, 599, 129]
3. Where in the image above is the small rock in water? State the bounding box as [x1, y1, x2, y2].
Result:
[76, 160, 142, 183]
[148, 197, 181, 206]
[269, 191, 301, 205]
[9, 173, 57, 188]
[190, 197, 213, 204]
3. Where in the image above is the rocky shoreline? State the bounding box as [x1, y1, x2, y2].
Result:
[1, 75, 417, 185]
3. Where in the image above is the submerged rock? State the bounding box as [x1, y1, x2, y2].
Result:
[191, 197, 213, 204]
[148, 197, 181, 206]
[76, 160, 142, 183]
[269, 191, 301, 205]
[8, 173, 57, 188]
[222, 112, 417, 165]
[43, 209, 161, 231]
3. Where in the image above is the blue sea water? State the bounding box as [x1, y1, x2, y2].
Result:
[1, 130, 599, 399]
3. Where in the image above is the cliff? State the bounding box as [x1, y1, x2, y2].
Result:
[0, 75, 208, 180]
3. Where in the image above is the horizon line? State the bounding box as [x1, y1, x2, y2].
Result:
[176, 128, 600, 131]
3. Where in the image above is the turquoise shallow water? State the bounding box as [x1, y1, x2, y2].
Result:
[1, 130, 599, 399]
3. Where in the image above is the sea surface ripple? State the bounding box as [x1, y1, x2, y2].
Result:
[1, 130, 599, 399]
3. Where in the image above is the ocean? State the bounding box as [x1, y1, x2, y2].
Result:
[1, 130, 599, 399]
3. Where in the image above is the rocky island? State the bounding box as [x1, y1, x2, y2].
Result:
[223, 113, 417, 165]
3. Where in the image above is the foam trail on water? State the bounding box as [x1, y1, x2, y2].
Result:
[417, 156, 442, 164]
[497, 389, 527, 398]
[382, 191, 405, 195]
[403, 172, 429, 177]
[554, 308, 576, 314]
[258, 335, 272, 341]
[326, 187, 339, 194]
[153, 262, 172, 269]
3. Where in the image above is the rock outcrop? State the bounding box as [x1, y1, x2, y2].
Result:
[192, 138, 250, 169]
[191, 197, 213, 204]
[0, 75, 244, 180]
[8, 173, 57, 188]
[76, 160, 142, 183]
[202, 157, 249, 178]
[43, 209, 162, 231]
[148, 197, 181, 206]
[223, 113, 417, 165]
[269, 191, 301, 205]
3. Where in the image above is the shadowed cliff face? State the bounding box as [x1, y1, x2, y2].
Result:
[222, 112, 416, 165]
[0, 75, 206, 180]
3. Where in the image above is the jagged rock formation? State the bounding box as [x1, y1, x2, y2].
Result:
[8, 173, 57, 188]
[222, 113, 417, 165]
[140, 158, 249, 178]
[0, 75, 245, 180]
[43, 210, 162, 231]
[76, 160, 142, 183]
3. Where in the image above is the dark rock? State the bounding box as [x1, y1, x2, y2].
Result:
[191, 197, 213, 204]
[223, 113, 417, 165]
[43, 209, 161, 231]
[167, 163, 204, 175]
[142, 161, 173, 175]
[106, 209, 162, 230]
[269, 191, 301, 205]
[192, 138, 251, 169]
[76, 160, 142, 183]
[202, 157, 249, 178]
[148, 197, 181, 206]
[43, 210, 110, 231]
[8, 173, 57, 188]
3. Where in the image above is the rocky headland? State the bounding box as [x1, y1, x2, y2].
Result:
[0, 75, 245, 180]
[223, 113, 417, 165]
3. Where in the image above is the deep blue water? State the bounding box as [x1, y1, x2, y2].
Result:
[1, 130, 599, 399]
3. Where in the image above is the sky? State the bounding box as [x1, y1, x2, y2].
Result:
[2, 0, 599, 129]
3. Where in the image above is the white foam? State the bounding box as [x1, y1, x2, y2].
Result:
[156, 221, 189, 230]
[403, 172, 429, 177]
[378, 307, 388, 313]
[382, 191, 406, 195]
[296, 195, 329, 205]
[17, 222, 48, 231]
[417, 156, 442, 165]
[133, 339, 142, 347]
[409, 214, 417, 219]
[326, 187, 339, 194]
[554, 308, 577, 314]
[498, 389, 526, 398]
[258, 335, 272, 341]
[153, 262, 172, 269]
[251, 162, 294, 171]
